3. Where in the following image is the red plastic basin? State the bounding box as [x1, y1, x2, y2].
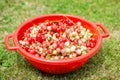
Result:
[4, 14, 109, 74]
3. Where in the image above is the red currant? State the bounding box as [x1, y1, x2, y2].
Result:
[59, 42, 64, 49]
[35, 54, 40, 57]
[24, 47, 29, 52]
[61, 27, 66, 32]
[73, 39, 78, 43]
[55, 33, 60, 38]
[77, 30, 81, 33]
[52, 25, 57, 32]
[56, 28, 61, 32]
[60, 38, 67, 43]
[90, 38, 96, 43]
[38, 29, 43, 33]
[86, 42, 91, 47]
[27, 37, 35, 44]
[48, 49, 53, 54]
[63, 19, 73, 26]
[46, 21, 53, 26]
[64, 56, 68, 60]
[28, 49, 35, 54]
[90, 42, 96, 48]
[36, 33, 46, 43]
[50, 31, 54, 35]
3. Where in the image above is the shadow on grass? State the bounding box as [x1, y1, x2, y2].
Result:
[16, 46, 105, 80]
[41, 47, 105, 80]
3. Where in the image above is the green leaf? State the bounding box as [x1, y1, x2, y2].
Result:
[46, 54, 51, 60]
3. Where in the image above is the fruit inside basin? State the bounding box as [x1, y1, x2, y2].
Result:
[5, 14, 109, 74]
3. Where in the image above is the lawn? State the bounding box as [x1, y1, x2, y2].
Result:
[0, 0, 120, 80]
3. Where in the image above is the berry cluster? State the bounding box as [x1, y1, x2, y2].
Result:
[19, 19, 96, 60]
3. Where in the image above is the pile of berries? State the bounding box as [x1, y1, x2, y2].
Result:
[19, 19, 96, 60]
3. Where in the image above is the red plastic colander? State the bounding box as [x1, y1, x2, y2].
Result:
[4, 14, 109, 74]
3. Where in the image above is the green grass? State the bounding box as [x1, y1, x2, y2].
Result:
[0, 0, 120, 80]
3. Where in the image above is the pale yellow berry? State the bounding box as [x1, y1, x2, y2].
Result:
[62, 33, 66, 37]
[76, 35, 79, 39]
[71, 32, 78, 37]
[50, 57, 54, 60]
[65, 48, 71, 53]
[60, 56, 64, 59]
[78, 40, 82, 44]
[70, 45, 76, 52]
[65, 41, 70, 46]
[53, 50, 57, 55]
[87, 29, 90, 32]
[32, 43, 36, 47]
[81, 30, 85, 35]
[77, 22, 81, 26]
[82, 28, 86, 31]
[38, 47, 43, 52]
[81, 46, 87, 51]
[69, 54, 73, 58]
[81, 38, 86, 42]
[80, 26, 83, 29]
[76, 49, 82, 55]
[54, 56, 59, 60]
[73, 53, 77, 57]
[82, 51, 87, 54]
[19, 40, 23, 44]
